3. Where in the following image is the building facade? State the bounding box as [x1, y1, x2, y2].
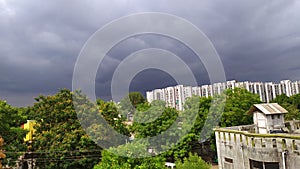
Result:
[215, 103, 300, 169]
[146, 80, 300, 111]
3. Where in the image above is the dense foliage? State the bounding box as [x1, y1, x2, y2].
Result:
[119, 92, 146, 116]
[175, 153, 211, 169]
[221, 88, 261, 127]
[271, 94, 300, 120]
[94, 142, 166, 169]
[0, 100, 27, 166]
[0, 88, 275, 168]
[28, 89, 102, 169]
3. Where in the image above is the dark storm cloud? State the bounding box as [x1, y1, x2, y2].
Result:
[1, 0, 300, 106]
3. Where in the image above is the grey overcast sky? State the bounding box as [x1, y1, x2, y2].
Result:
[1, 0, 300, 106]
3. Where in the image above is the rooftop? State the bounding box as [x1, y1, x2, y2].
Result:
[247, 103, 288, 115]
[215, 120, 300, 138]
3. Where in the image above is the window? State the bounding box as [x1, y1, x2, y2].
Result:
[250, 159, 263, 169]
[282, 139, 286, 150]
[250, 159, 279, 169]
[252, 138, 255, 147]
[272, 139, 277, 148]
[224, 157, 233, 163]
[224, 158, 234, 169]
[265, 162, 279, 169]
[292, 140, 298, 150]
[261, 139, 266, 148]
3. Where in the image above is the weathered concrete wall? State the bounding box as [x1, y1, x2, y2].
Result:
[215, 128, 300, 169]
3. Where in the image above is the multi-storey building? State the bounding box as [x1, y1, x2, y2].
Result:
[291, 81, 300, 95]
[201, 85, 213, 98]
[280, 80, 292, 97]
[226, 80, 236, 90]
[264, 82, 276, 103]
[192, 86, 201, 97]
[164, 86, 176, 109]
[174, 85, 184, 111]
[213, 82, 226, 95]
[146, 80, 300, 111]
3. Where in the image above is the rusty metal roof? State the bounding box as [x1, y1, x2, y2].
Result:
[247, 103, 288, 115]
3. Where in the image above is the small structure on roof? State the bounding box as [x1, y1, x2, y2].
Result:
[247, 103, 288, 134]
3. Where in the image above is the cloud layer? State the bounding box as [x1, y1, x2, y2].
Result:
[1, 0, 300, 106]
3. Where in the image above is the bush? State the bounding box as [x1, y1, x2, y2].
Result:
[175, 153, 211, 169]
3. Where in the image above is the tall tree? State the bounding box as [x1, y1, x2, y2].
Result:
[30, 89, 102, 169]
[271, 94, 300, 120]
[220, 88, 261, 127]
[119, 92, 146, 116]
[96, 99, 130, 136]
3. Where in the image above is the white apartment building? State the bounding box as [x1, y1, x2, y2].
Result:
[226, 80, 236, 90]
[291, 81, 300, 95]
[264, 82, 274, 103]
[146, 80, 300, 111]
[280, 80, 292, 97]
[192, 86, 201, 97]
[164, 86, 176, 109]
[146, 91, 154, 103]
[201, 85, 213, 98]
[213, 82, 226, 95]
[174, 85, 185, 111]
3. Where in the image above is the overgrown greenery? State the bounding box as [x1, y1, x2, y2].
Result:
[94, 142, 166, 169]
[175, 153, 211, 169]
[271, 94, 300, 120]
[3, 87, 294, 168]
[28, 89, 102, 169]
[0, 100, 27, 166]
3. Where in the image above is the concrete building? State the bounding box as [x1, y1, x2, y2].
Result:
[201, 85, 213, 98]
[291, 81, 300, 95]
[264, 83, 276, 103]
[215, 103, 300, 169]
[146, 91, 154, 103]
[174, 85, 185, 111]
[226, 80, 236, 90]
[192, 86, 201, 97]
[213, 82, 226, 95]
[146, 79, 300, 111]
[183, 86, 193, 101]
[253, 82, 267, 102]
[248, 103, 288, 134]
[280, 80, 292, 97]
[164, 86, 176, 109]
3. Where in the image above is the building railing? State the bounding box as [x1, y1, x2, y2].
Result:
[214, 125, 300, 154]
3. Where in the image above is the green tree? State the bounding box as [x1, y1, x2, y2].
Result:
[0, 100, 27, 166]
[93, 142, 166, 169]
[127, 92, 146, 108]
[271, 94, 290, 105]
[161, 96, 211, 161]
[220, 88, 261, 127]
[97, 99, 130, 136]
[130, 103, 178, 138]
[30, 89, 102, 169]
[119, 92, 146, 116]
[271, 94, 300, 120]
[175, 153, 211, 169]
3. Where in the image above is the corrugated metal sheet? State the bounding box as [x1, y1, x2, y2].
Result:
[247, 103, 288, 115]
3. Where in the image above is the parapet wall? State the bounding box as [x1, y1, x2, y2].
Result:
[215, 126, 300, 169]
